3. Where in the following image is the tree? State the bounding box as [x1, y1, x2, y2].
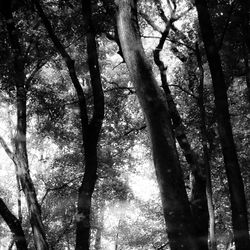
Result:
[0, 2, 49, 249]
[31, 0, 104, 249]
[195, 0, 250, 249]
[115, 1, 200, 249]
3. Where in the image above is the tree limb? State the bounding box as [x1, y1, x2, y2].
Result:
[0, 136, 15, 162]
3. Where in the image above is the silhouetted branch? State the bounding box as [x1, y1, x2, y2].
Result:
[123, 125, 147, 136]
[167, 84, 198, 99]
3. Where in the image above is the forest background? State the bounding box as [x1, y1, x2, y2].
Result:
[0, 0, 249, 250]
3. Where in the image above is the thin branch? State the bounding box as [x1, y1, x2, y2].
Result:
[8, 238, 14, 250]
[123, 125, 147, 136]
[0, 136, 15, 162]
[166, 36, 195, 51]
[33, 0, 89, 140]
[141, 35, 161, 39]
[167, 84, 198, 99]
[170, 24, 194, 50]
[40, 175, 83, 205]
[139, 10, 164, 33]
[113, 61, 124, 69]
[157, 241, 169, 250]
[26, 59, 48, 89]
[170, 46, 187, 63]
[104, 87, 135, 94]
[155, 0, 170, 23]
[175, 5, 194, 20]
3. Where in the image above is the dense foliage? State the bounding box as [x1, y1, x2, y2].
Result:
[0, 0, 249, 250]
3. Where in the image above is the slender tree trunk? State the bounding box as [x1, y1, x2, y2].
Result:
[116, 1, 199, 249]
[33, 1, 104, 249]
[240, 0, 250, 103]
[0, 198, 28, 250]
[75, 1, 104, 249]
[2, 7, 49, 250]
[195, 43, 217, 250]
[195, 1, 250, 249]
[153, 28, 208, 250]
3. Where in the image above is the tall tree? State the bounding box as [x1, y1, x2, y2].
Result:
[195, 0, 250, 249]
[115, 1, 199, 249]
[150, 2, 209, 248]
[76, 0, 104, 249]
[0, 2, 49, 249]
[195, 43, 217, 250]
[32, 0, 104, 249]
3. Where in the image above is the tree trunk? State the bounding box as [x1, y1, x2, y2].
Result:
[195, 1, 250, 249]
[3, 7, 49, 250]
[33, 1, 104, 249]
[75, 1, 104, 250]
[195, 43, 217, 250]
[153, 28, 208, 250]
[0, 198, 28, 250]
[116, 1, 199, 249]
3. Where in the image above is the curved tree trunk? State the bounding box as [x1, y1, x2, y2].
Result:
[0, 198, 28, 250]
[1, 5, 49, 250]
[76, 1, 104, 249]
[116, 1, 199, 249]
[195, 1, 250, 249]
[33, 1, 104, 249]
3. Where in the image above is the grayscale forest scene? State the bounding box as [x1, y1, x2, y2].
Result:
[0, 0, 249, 249]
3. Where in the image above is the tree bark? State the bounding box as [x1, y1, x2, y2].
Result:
[195, 1, 250, 249]
[116, 1, 199, 249]
[2, 6, 49, 250]
[0, 198, 28, 250]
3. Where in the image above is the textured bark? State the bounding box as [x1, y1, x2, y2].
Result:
[33, 1, 104, 249]
[2, 7, 49, 250]
[0, 198, 28, 250]
[116, 1, 199, 249]
[195, 1, 250, 249]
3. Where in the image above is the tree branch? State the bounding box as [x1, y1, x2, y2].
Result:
[123, 125, 146, 136]
[33, 0, 89, 141]
[0, 136, 15, 162]
[0, 198, 28, 250]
